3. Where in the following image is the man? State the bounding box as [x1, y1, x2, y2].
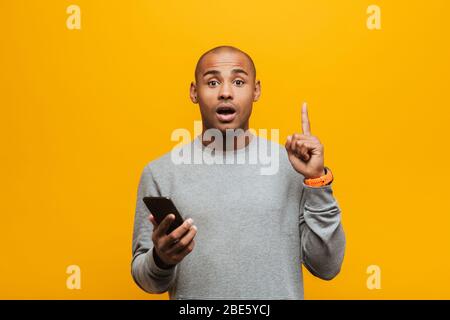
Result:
[131, 45, 345, 299]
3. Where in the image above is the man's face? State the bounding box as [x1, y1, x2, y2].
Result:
[190, 51, 261, 133]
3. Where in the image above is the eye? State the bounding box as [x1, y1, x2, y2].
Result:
[208, 80, 220, 87]
[234, 79, 245, 87]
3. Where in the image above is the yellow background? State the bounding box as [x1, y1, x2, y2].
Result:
[1, 0, 449, 299]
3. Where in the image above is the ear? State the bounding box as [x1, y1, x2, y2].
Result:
[190, 81, 198, 104]
[253, 80, 261, 102]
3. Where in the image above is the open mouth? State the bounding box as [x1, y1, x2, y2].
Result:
[216, 106, 236, 114]
[216, 105, 237, 122]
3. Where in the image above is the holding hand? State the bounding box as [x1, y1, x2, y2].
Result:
[149, 214, 197, 269]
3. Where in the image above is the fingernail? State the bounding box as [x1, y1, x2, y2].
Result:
[186, 218, 193, 225]
[192, 225, 197, 231]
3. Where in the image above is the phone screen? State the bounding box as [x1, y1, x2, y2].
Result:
[142, 197, 184, 234]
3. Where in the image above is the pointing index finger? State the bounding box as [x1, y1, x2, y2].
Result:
[302, 102, 311, 136]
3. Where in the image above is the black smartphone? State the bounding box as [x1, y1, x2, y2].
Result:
[142, 196, 184, 235]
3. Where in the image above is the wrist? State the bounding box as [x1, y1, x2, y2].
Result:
[152, 248, 176, 270]
[304, 168, 326, 179]
[304, 166, 333, 187]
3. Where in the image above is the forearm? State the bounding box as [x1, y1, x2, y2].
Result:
[299, 182, 346, 280]
[131, 165, 177, 293]
[131, 247, 177, 294]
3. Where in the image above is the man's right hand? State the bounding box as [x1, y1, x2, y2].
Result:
[149, 213, 197, 269]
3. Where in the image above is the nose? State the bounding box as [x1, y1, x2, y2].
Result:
[219, 81, 233, 101]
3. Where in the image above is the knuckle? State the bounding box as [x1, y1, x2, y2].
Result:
[178, 240, 188, 247]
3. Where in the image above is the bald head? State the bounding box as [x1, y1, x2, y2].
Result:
[194, 46, 256, 82]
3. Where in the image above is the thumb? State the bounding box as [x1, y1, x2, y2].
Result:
[288, 152, 308, 174]
[149, 214, 158, 228]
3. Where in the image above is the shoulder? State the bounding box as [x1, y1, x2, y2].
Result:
[141, 140, 194, 178]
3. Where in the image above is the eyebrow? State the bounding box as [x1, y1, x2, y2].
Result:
[202, 68, 249, 78]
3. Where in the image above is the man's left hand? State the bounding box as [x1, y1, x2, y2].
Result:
[285, 102, 326, 179]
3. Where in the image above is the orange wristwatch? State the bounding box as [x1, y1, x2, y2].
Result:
[304, 167, 334, 187]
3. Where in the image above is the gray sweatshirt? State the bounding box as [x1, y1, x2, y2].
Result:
[131, 135, 345, 299]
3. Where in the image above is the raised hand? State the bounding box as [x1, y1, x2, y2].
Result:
[285, 102, 326, 179]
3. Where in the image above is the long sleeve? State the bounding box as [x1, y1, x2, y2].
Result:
[299, 181, 346, 280]
[130, 165, 177, 294]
